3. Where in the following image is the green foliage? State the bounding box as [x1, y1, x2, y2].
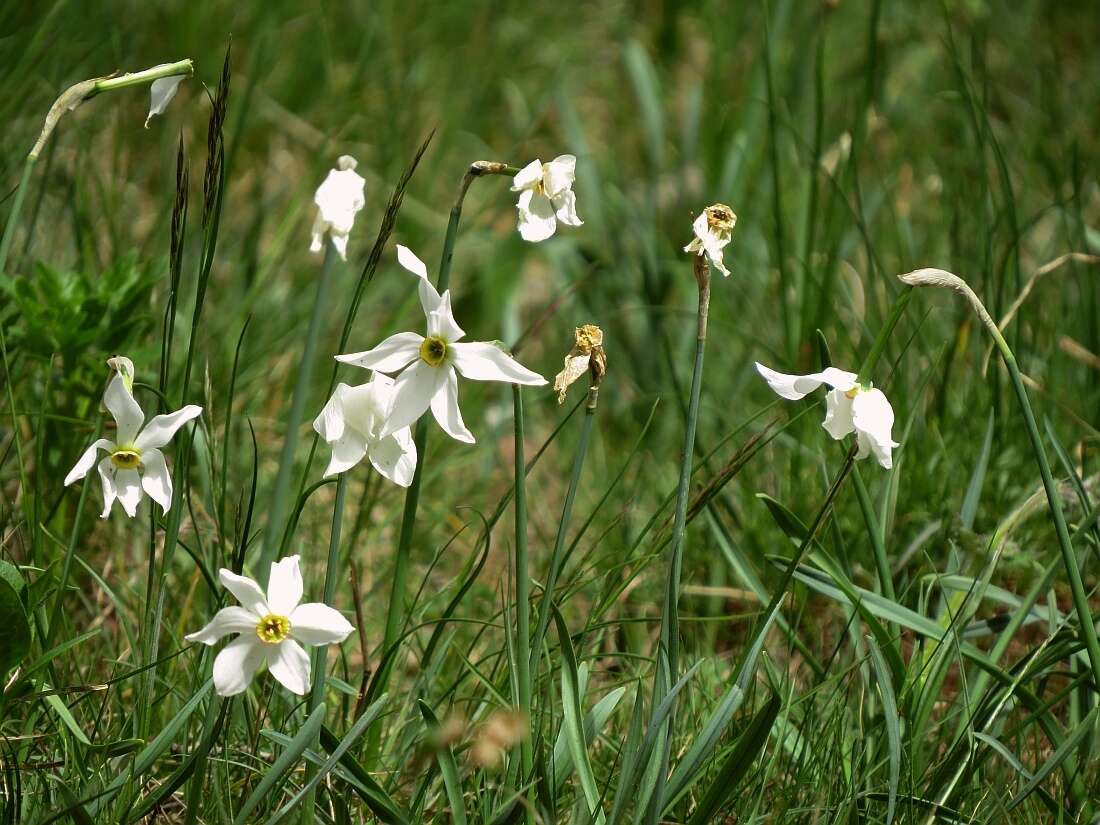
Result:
[2, 0, 1100, 822]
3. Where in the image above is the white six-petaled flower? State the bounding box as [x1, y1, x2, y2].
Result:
[755, 362, 900, 469]
[185, 556, 354, 697]
[510, 155, 583, 242]
[684, 203, 737, 277]
[313, 372, 417, 486]
[64, 357, 202, 518]
[335, 245, 547, 444]
[310, 155, 366, 261]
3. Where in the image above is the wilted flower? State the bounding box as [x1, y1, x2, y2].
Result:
[510, 155, 583, 242]
[755, 362, 899, 469]
[684, 203, 737, 277]
[64, 357, 202, 518]
[310, 155, 366, 261]
[185, 555, 354, 697]
[335, 246, 547, 443]
[469, 708, 530, 769]
[144, 71, 187, 128]
[553, 324, 606, 403]
[312, 372, 417, 486]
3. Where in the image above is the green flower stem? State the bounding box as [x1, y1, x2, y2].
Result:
[302, 473, 348, 824]
[649, 256, 711, 820]
[852, 463, 895, 602]
[91, 59, 194, 94]
[259, 241, 339, 585]
[372, 159, 517, 761]
[2, 58, 193, 274]
[900, 268, 1100, 690]
[512, 386, 534, 780]
[657, 258, 711, 691]
[531, 386, 599, 668]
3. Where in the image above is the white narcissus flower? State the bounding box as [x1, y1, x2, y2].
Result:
[684, 203, 737, 277]
[185, 556, 354, 697]
[312, 372, 417, 486]
[755, 362, 900, 469]
[64, 358, 202, 518]
[310, 155, 366, 261]
[510, 155, 583, 242]
[335, 245, 547, 444]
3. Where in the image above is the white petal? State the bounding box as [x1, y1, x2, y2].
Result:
[552, 190, 583, 227]
[395, 244, 444, 317]
[115, 469, 143, 518]
[426, 290, 465, 342]
[451, 342, 547, 386]
[218, 569, 269, 615]
[378, 361, 441, 439]
[104, 373, 144, 445]
[330, 231, 349, 261]
[754, 362, 857, 400]
[309, 213, 325, 255]
[313, 165, 366, 257]
[852, 388, 899, 469]
[267, 639, 311, 695]
[65, 438, 114, 486]
[139, 448, 173, 514]
[510, 159, 543, 192]
[145, 74, 186, 128]
[430, 368, 475, 444]
[516, 190, 558, 242]
[290, 603, 355, 646]
[135, 405, 202, 450]
[684, 237, 703, 254]
[212, 635, 266, 697]
[822, 389, 856, 440]
[544, 154, 576, 197]
[689, 212, 709, 246]
[185, 606, 259, 645]
[335, 332, 422, 373]
[368, 428, 417, 487]
[705, 245, 731, 277]
[267, 555, 304, 616]
[322, 432, 370, 477]
[313, 384, 351, 443]
[97, 458, 117, 519]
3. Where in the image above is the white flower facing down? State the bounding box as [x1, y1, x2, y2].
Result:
[510, 155, 583, 242]
[145, 72, 187, 128]
[755, 362, 900, 469]
[310, 155, 366, 261]
[185, 556, 354, 697]
[312, 372, 417, 486]
[335, 245, 547, 444]
[684, 203, 737, 277]
[64, 358, 202, 518]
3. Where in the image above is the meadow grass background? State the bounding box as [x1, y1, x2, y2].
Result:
[2, 0, 1100, 821]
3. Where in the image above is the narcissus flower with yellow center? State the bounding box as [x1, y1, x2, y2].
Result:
[310, 155, 366, 261]
[185, 556, 354, 697]
[755, 362, 900, 469]
[335, 246, 547, 444]
[510, 155, 583, 242]
[684, 203, 737, 277]
[64, 357, 202, 518]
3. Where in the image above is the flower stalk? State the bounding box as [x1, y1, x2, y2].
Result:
[379, 161, 518, 661]
[512, 385, 534, 780]
[259, 241, 340, 585]
[900, 267, 1100, 689]
[302, 473, 348, 823]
